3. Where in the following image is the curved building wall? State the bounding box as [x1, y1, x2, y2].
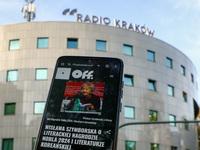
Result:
[0, 22, 198, 150]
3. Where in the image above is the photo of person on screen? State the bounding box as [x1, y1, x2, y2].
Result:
[65, 82, 101, 112]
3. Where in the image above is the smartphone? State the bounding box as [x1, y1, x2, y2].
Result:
[34, 56, 124, 150]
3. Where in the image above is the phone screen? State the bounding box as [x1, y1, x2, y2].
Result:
[34, 56, 124, 150]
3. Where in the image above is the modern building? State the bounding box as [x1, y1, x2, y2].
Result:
[0, 21, 199, 150]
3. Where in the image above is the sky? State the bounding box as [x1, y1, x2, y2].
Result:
[0, 0, 200, 98]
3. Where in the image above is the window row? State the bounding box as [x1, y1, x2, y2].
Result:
[124, 106, 189, 130]
[5, 69, 193, 103]
[6, 69, 47, 82]
[124, 75, 193, 103]
[2, 138, 189, 150]
[8, 38, 196, 85]
[1, 138, 36, 150]
[148, 51, 194, 84]
[9, 38, 131, 53]
[4, 102, 45, 115]
[125, 141, 190, 150]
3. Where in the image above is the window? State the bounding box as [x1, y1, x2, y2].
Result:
[9, 39, 20, 50]
[35, 68, 48, 80]
[166, 57, 173, 68]
[171, 146, 177, 150]
[2, 139, 13, 150]
[169, 114, 176, 126]
[7, 70, 18, 82]
[34, 102, 45, 114]
[191, 73, 194, 83]
[181, 65, 185, 76]
[149, 110, 158, 121]
[147, 50, 155, 62]
[183, 91, 187, 102]
[148, 80, 156, 91]
[123, 44, 133, 56]
[124, 106, 135, 119]
[67, 38, 78, 48]
[168, 85, 174, 96]
[184, 119, 189, 130]
[124, 75, 133, 86]
[4, 103, 16, 115]
[37, 37, 48, 48]
[96, 40, 106, 51]
[151, 143, 159, 150]
[32, 138, 36, 150]
[194, 99, 198, 119]
[125, 141, 136, 150]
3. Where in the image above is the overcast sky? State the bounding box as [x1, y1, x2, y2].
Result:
[0, 0, 200, 100]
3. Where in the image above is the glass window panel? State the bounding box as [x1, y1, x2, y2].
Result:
[183, 91, 187, 102]
[124, 44, 133, 56]
[191, 74, 194, 83]
[2, 139, 13, 150]
[169, 114, 176, 126]
[184, 120, 189, 130]
[147, 50, 155, 62]
[4, 103, 16, 115]
[124, 106, 135, 119]
[32, 138, 36, 150]
[67, 38, 78, 48]
[181, 65, 185, 75]
[171, 146, 178, 150]
[36, 69, 47, 80]
[151, 143, 159, 150]
[168, 85, 174, 96]
[96, 40, 106, 51]
[125, 141, 136, 150]
[148, 80, 156, 91]
[37, 38, 48, 48]
[124, 75, 133, 86]
[9, 39, 20, 50]
[166, 57, 173, 68]
[34, 102, 45, 114]
[149, 110, 157, 121]
[7, 70, 18, 82]
[185, 123, 189, 130]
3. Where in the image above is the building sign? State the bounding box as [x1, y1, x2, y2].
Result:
[63, 9, 154, 37]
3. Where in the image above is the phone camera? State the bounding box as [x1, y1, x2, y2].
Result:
[88, 60, 92, 63]
[61, 62, 65, 66]
[105, 64, 109, 68]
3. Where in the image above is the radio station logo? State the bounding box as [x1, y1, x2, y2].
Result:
[63, 9, 77, 16]
[62, 8, 154, 37]
[56, 68, 94, 80]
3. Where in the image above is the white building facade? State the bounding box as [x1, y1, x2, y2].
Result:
[0, 22, 199, 150]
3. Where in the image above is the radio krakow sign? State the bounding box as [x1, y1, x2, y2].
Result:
[63, 9, 155, 37]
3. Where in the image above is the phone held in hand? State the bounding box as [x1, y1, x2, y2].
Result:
[34, 56, 124, 150]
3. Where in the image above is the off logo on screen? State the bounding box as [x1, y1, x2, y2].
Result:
[55, 68, 94, 80]
[72, 70, 94, 79]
